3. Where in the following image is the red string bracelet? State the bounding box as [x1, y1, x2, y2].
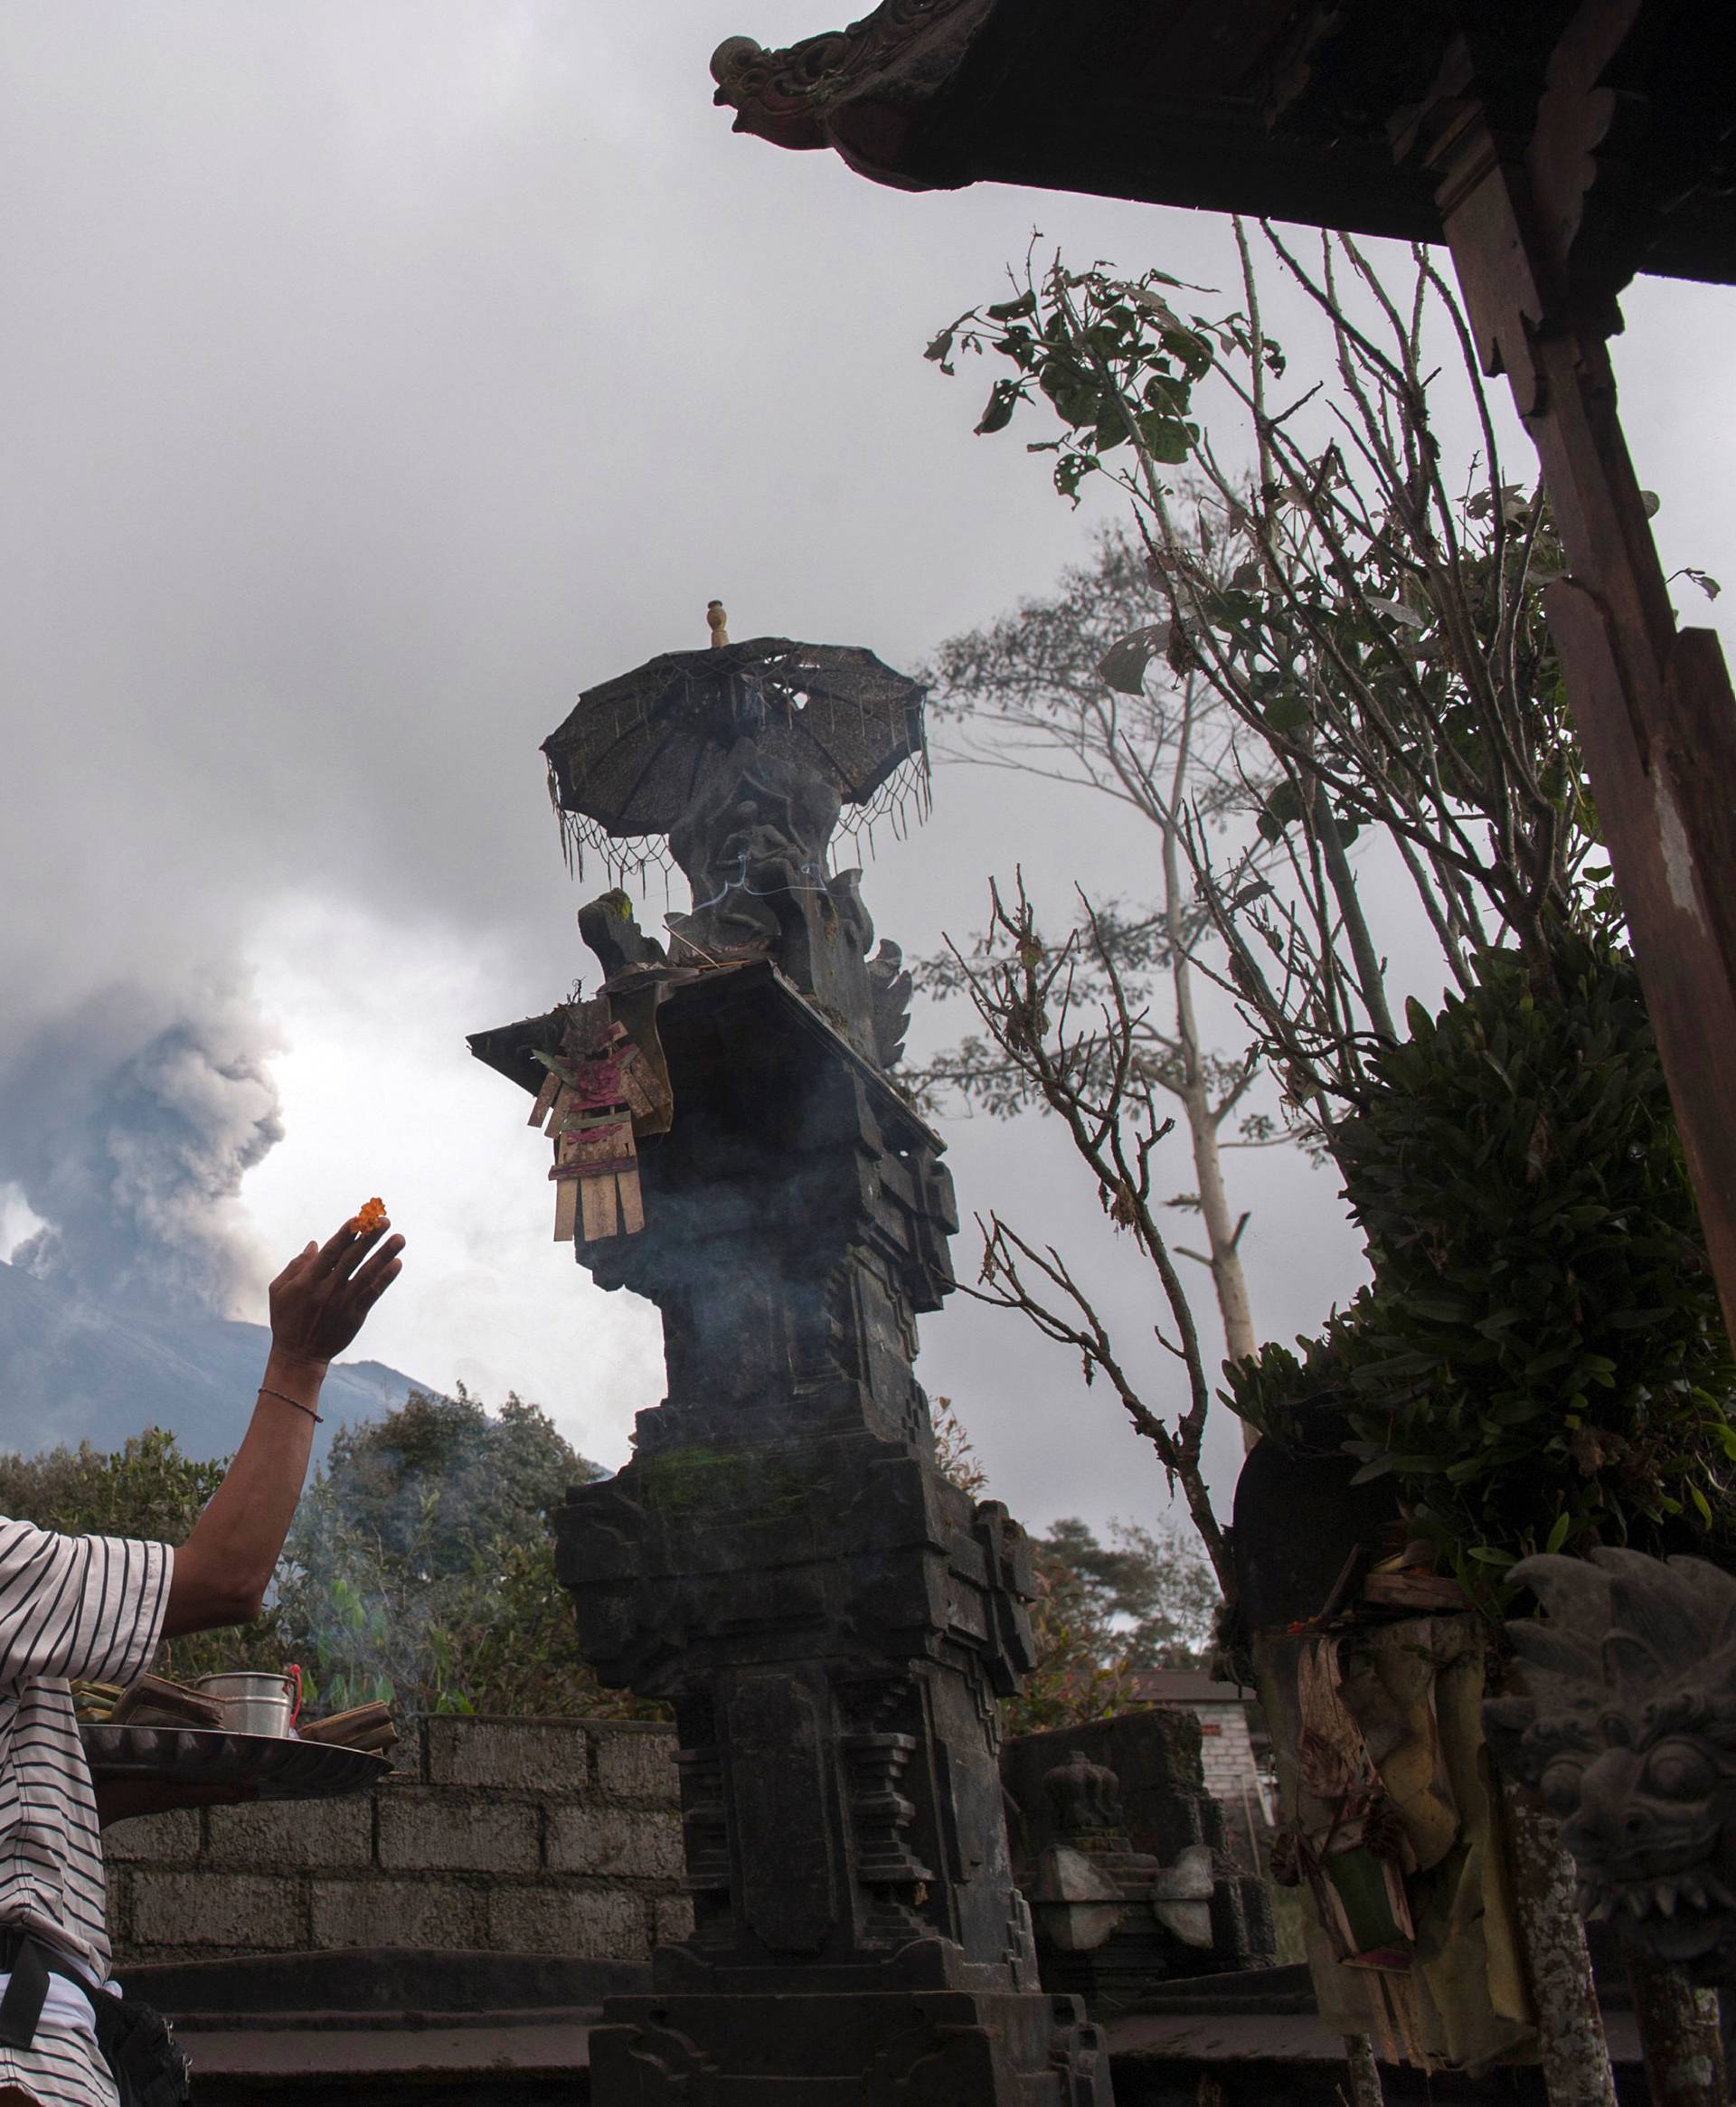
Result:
[258, 1384, 324, 1423]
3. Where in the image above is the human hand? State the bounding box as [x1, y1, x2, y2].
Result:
[268, 1216, 406, 1372]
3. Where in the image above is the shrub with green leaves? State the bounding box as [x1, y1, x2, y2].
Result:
[0, 1429, 293, 1684]
[1228, 935, 1736, 1596]
[277, 1387, 663, 1718]
[1, 1394, 665, 1717]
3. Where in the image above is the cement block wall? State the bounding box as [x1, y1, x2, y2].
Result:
[1189, 1699, 1265, 1808]
[104, 1715, 692, 1970]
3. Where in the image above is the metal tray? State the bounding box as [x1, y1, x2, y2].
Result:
[81, 1723, 390, 1800]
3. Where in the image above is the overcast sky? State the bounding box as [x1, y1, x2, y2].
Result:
[4, 2, 1733, 1543]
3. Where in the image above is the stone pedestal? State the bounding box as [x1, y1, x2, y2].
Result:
[500, 963, 1109, 2103]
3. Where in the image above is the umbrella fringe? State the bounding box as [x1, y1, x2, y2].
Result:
[552, 751, 931, 880]
[543, 651, 932, 893]
[549, 763, 580, 878]
[552, 807, 677, 891]
[835, 746, 933, 857]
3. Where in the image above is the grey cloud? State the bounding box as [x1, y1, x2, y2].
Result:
[2, 3, 1730, 1527]
[0, 985, 282, 1316]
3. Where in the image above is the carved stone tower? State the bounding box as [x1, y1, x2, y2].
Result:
[470, 624, 1112, 2102]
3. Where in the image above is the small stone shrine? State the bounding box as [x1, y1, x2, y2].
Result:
[469, 614, 1112, 2103]
[1024, 1747, 1217, 2017]
[1002, 1715, 1275, 2020]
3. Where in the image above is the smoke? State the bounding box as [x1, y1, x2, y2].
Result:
[0, 980, 283, 1318]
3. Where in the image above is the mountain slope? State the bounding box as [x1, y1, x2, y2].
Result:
[0, 1258, 429, 1461]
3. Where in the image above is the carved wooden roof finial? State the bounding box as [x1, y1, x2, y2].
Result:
[707, 599, 730, 648]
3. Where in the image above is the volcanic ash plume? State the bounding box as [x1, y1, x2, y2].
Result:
[0, 982, 284, 1318]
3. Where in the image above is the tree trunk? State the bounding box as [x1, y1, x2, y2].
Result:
[1162, 717, 1261, 1450]
[1500, 1780, 1620, 2107]
[1182, 1072, 1256, 1364]
[1342, 2031, 1386, 2106]
[1182, 1071, 1260, 1452]
[1627, 1949, 1725, 2107]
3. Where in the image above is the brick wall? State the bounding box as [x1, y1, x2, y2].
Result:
[104, 1715, 691, 1970]
[1189, 1699, 1263, 1807]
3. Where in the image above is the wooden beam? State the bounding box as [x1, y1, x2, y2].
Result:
[1405, 4, 1736, 1343]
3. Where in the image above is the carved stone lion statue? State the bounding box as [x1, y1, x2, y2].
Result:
[1483, 1546, 1736, 1976]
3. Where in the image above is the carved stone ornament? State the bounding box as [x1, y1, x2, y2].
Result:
[540, 633, 926, 1068]
[1043, 1748, 1126, 1838]
[710, 0, 995, 156]
[1483, 1547, 1736, 1976]
[478, 619, 1112, 2102]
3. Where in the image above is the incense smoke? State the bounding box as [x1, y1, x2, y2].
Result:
[0, 981, 283, 1318]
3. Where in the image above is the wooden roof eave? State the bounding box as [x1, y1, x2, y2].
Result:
[711, 0, 1442, 241]
[712, 0, 1736, 289]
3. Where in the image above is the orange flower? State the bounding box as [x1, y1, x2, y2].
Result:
[350, 1196, 388, 1233]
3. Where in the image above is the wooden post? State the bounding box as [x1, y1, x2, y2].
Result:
[1500, 1781, 1620, 2107]
[1627, 1951, 1726, 2107]
[1406, 1, 1736, 1345]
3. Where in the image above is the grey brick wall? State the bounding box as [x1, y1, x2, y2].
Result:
[103, 1715, 690, 1969]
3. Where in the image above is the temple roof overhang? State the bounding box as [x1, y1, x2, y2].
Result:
[712, 0, 1736, 288]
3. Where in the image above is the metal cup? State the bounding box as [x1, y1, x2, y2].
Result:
[197, 1671, 299, 1736]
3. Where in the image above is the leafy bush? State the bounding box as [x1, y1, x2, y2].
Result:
[1228, 935, 1736, 1596]
[0, 1428, 283, 1684]
[1, 1425, 224, 1542]
[2, 1391, 665, 1717]
[1003, 1515, 1220, 1735]
[277, 1387, 662, 1718]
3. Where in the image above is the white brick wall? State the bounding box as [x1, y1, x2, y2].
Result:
[1178, 1700, 1271, 1824]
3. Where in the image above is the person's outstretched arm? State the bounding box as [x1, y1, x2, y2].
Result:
[163, 1214, 405, 1637]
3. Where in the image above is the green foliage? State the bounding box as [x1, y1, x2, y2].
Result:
[2, 1392, 664, 1718]
[1227, 937, 1736, 1598]
[928, 269, 1215, 503]
[0, 1425, 224, 1542]
[1041, 1515, 1220, 1671]
[931, 247, 1594, 1005]
[0, 1427, 285, 1683]
[277, 1386, 661, 1719]
[1004, 1514, 1220, 1735]
[294, 1386, 582, 1570]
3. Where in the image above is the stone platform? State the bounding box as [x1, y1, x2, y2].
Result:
[126, 1954, 1651, 2104]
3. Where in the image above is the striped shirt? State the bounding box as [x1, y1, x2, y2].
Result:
[1, 1517, 173, 2107]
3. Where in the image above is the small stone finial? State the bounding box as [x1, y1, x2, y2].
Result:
[710, 35, 763, 89]
[707, 600, 730, 648]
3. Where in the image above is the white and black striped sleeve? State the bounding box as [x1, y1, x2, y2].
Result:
[0, 1516, 174, 1688]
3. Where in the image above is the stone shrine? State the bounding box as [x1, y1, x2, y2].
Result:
[470, 623, 1112, 2102]
[1002, 1715, 1276, 2021]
